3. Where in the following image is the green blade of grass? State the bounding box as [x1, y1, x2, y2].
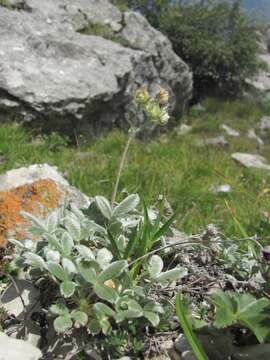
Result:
[124, 221, 143, 259]
[152, 210, 179, 243]
[139, 201, 152, 256]
[176, 293, 209, 360]
[129, 202, 152, 278]
[152, 196, 165, 234]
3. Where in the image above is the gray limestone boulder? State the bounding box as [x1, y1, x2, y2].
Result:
[0, 0, 192, 136]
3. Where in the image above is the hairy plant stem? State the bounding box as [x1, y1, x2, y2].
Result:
[111, 128, 137, 205]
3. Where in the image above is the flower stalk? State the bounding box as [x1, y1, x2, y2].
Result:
[111, 87, 170, 204]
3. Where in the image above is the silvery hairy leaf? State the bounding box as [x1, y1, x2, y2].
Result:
[60, 281, 75, 298]
[93, 302, 115, 317]
[61, 231, 74, 256]
[46, 211, 59, 233]
[47, 261, 68, 281]
[98, 260, 127, 282]
[23, 252, 46, 269]
[71, 310, 88, 326]
[94, 283, 118, 303]
[54, 315, 72, 333]
[148, 255, 163, 278]
[62, 257, 77, 275]
[95, 196, 112, 220]
[113, 194, 140, 218]
[64, 215, 81, 241]
[77, 261, 97, 284]
[75, 245, 95, 260]
[96, 248, 113, 269]
[156, 267, 187, 286]
[45, 249, 60, 263]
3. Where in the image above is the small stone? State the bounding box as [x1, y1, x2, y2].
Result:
[262, 246, 270, 261]
[210, 184, 231, 194]
[26, 330, 42, 348]
[221, 124, 240, 137]
[258, 116, 270, 131]
[1, 280, 40, 321]
[180, 351, 196, 360]
[168, 349, 182, 360]
[84, 349, 102, 360]
[232, 152, 270, 171]
[247, 129, 264, 147]
[196, 136, 229, 147]
[174, 334, 190, 353]
[174, 329, 234, 360]
[176, 124, 192, 135]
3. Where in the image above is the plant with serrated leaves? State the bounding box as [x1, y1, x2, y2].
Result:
[9, 194, 186, 336]
[210, 290, 270, 343]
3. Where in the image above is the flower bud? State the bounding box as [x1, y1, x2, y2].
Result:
[145, 102, 161, 121]
[134, 88, 150, 105]
[155, 87, 169, 105]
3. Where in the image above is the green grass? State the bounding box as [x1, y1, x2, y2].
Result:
[78, 22, 130, 47]
[1, 98, 270, 238]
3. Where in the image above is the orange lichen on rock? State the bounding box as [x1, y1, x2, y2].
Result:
[0, 179, 62, 247]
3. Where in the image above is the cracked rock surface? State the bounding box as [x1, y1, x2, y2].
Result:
[0, 0, 192, 136]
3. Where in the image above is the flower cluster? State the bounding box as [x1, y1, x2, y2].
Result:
[135, 87, 170, 125]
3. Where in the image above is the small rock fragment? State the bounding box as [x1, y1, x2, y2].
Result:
[210, 184, 231, 194]
[258, 116, 270, 131]
[221, 124, 240, 137]
[232, 152, 270, 170]
[196, 136, 229, 147]
[176, 124, 192, 135]
[262, 246, 270, 261]
[1, 280, 40, 321]
[247, 129, 264, 148]
[174, 334, 190, 354]
[180, 351, 196, 360]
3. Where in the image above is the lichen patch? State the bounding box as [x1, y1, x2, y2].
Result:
[0, 179, 62, 247]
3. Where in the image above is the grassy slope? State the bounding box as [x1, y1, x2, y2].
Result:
[1, 98, 270, 238]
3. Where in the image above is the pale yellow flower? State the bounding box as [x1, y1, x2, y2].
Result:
[104, 279, 116, 288]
